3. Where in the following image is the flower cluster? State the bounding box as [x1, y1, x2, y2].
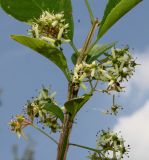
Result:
[105, 103, 123, 116]
[25, 88, 61, 133]
[29, 11, 70, 46]
[9, 115, 31, 138]
[88, 130, 130, 159]
[73, 61, 97, 83]
[9, 88, 61, 138]
[99, 47, 137, 92]
[104, 95, 123, 116]
[73, 47, 137, 92]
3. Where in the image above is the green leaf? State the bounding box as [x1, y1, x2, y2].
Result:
[86, 42, 117, 63]
[64, 94, 91, 118]
[98, 0, 142, 39]
[71, 52, 79, 65]
[43, 102, 64, 122]
[11, 35, 71, 81]
[71, 42, 116, 65]
[0, 0, 74, 40]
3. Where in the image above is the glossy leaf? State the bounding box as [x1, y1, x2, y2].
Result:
[98, 0, 142, 39]
[71, 52, 79, 65]
[64, 94, 91, 118]
[86, 42, 117, 63]
[11, 35, 71, 81]
[0, 0, 74, 40]
[43, 102, 64, 122]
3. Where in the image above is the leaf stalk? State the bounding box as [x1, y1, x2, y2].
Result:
[84, 0, 95, 24]
[31, 124, 58, 145]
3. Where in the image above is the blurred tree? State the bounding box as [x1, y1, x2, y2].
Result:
[12, 144, 34, 160]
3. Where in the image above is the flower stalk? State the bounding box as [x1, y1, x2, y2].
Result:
[56, 82, 79, 160]
[31, 124, 58, 145]
[76, 19, 99, 65]
[84, 0, 95, 24]
[56, 19, 100, 159]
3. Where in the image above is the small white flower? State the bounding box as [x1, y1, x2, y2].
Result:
[41, 36, 56, 46]
[52, 20, 58, 27]
[108, 80, 114, 86]
[57, 27, 64, 40]
[91, 68, 95, 77]
[29, 11, 70, 47]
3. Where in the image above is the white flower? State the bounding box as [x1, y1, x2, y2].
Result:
[29, 11, 70, 46]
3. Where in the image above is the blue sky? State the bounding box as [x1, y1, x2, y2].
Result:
[0, 0, 149, 159]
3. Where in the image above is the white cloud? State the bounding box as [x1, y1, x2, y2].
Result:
[113, 100, 149, 160]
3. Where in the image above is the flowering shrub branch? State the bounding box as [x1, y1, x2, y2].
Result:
[0, 0, 143, 159]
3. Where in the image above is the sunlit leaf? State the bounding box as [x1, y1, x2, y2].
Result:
[11, 35, 71, 81]
[86, 42, 117, 63]
[0, 0, 74, 40]
[97, 0, 142, 39]
[64, 94, 91, 118]
[71, 52, 79, 65]
[43, 102, 64, 122]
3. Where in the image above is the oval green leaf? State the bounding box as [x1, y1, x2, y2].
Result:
[98, 0, 142, 39]
[64, 94, 92, 118]
[43, 102, 64, 122]
[11, 35, 71, 81]
[86, 42, 117, 63]
[0, 0, 74, 40]
[71, 52, 79, 65]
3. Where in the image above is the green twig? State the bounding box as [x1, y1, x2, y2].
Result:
[70, 143, 107, 158]
[93, 80, 99, 91]
[31, 124, 58, 145]
[84, 0, 94, 24]
[69, 143, 100, 153]
[89, 78, 94, 91]
[69, 41, 79, 55]
[77, 19, 99, 64]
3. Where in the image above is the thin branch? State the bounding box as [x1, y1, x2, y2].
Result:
[89, 78, 94, 91]
[87, 20, 104, 54]
[70, 143, 109, 159]
[93, 80, 99, 91]
[84, 0, 94, 24]
[77, 19, 99, 64]
[69, 143, 100, 153]
[69, 41, 79, 54]
[31, 124, 58, 145]
[94, 88, 110, 94]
